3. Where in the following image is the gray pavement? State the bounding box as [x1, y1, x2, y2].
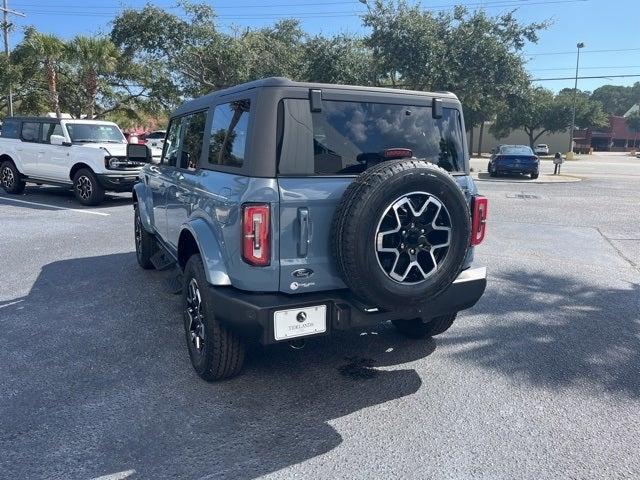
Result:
[1, 153, 639, 479]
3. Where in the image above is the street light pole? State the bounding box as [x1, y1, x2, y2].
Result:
[568, 42, 585, 154]
[1, 0, 25, 117]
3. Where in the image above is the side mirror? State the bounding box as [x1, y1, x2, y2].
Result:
[50, 134, 67, 146]
[126, 143, 152, 163]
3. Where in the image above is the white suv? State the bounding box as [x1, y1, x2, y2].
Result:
[0, 117, 146, 205]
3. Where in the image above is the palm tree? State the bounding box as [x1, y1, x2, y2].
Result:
[625, 111, 640, 150]
[23, 28, 66, 118]
[68, 36, 119, 118]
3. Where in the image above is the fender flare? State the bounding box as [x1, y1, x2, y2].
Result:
[132, 182, 154, 233]
[180, 218, 231, 286]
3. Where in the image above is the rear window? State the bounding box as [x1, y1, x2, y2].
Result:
[278, 99, 466, 175]
[500, 145, 534, 155]
[0, 119, 20, 138]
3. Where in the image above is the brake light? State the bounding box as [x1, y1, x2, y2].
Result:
[471, 196, 488, 246]
[242, 204, 270, 266]
[382, 148, 413, 159]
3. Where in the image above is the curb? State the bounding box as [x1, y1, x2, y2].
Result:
[471, 173, 582, 184]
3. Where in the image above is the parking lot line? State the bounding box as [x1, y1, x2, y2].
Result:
[0, 196, 110, 216]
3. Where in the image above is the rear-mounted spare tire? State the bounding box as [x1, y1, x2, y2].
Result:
[331, 159, 471, 311]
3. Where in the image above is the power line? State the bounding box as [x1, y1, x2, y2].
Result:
[527, 47, 640, 56]
[13, 0, 588, 17]
[530, 65, 640, 72]
[532, 74, 640, 81]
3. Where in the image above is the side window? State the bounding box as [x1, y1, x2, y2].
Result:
[21, 122, 40, 143]
[0, 119, 20, 138]
[41, 123, 63, 143]
[208, 99, 250, 168]
[161, 118, 184, 167]
[180, 111, 206, 171]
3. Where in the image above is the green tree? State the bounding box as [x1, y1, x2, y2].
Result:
[492, 87, 608, 148]
[300, 34, 372, 85]
[625, 111, 640, 149]
[591, 84, 639, 116]
[361, 1, 547, 149]
[20, 27, 66, 118]
[67, 36, 119, 118]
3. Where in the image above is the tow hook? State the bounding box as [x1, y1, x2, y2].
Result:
[288, 339, 306, 350]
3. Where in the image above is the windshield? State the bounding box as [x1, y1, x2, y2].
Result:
[278, 99, 466, 175]
[66, 123, 125, 144]
[500, 145, 534, 156]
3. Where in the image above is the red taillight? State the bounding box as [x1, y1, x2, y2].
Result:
[242, 204, 270, 266]
[471, 195, 488, 246]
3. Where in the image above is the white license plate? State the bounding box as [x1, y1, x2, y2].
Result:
[274, 305, 327, 341]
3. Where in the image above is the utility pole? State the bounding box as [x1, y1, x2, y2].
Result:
[568, 42, 585, 155]
[1, 0, 25, 117]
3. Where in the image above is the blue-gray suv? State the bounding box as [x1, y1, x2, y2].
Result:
[133, 78, 488, 381]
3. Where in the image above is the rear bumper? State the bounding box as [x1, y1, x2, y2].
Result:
[495, 163, 538, 174]
[208, 267, 487, 345]
[96, 173, 139, 192]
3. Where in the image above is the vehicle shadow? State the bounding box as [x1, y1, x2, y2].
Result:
[0, 253, 429, 479]
[440, 269, 640, 397]
[477, 172, 535, 181]
[0, 185, 132, 210]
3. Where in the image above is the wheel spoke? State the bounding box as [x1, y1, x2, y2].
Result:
[375, 191, 452, 285]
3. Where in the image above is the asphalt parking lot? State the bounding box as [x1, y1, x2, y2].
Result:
[1, 153, 639, 480]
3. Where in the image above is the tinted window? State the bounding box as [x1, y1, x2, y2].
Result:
[41, 123, 63, 143]
[146, 131, 165, 139]
[161, 118, 184, 167]
[500, 145, 534, 155]
[278, 99, 466, 175]
[180, 112, 206, 171]
[208, 100, 250, 168]
[1, 119, 20, 138]
[66, 123, 125, 144]
[21, 122, 40, 142]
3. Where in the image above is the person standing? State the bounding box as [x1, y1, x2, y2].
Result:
[554, 152, 563, 175]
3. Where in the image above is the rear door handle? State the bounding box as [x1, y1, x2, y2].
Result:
[297, 207, 309, 257]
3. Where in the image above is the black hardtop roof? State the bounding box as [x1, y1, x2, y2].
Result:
[3, 116, 62, 122]
[173, 77, 459, 116]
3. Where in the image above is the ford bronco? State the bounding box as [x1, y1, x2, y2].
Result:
[132, 78, 488, 381]
[0, 117, 146, 205]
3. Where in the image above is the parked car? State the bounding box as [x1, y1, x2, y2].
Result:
[488, 144, 539, 179]
[0, 117, 147, 205]
[133, 78, 488, 381]
[534, 144, 550, 156]
[144, 129, 166, 158]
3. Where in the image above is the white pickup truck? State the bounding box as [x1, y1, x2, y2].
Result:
[0, 116, 148, 205]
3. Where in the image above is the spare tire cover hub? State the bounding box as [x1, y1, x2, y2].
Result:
[375, 191, 451, 284]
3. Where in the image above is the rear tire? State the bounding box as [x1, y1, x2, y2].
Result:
[1, 160, 26, 194]
[531, 172, 539, 179]
[73, 168, 105, 206]
[392, 313, 457, 338]
[488, 164, 497, 177]
[183, 254, 245, 381]
[134, 203, 156, 269]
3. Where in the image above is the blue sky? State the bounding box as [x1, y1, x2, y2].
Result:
[5, 0, 639, 93]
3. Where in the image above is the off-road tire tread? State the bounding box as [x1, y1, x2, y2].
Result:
[392, 313, 457, 338]
[331, 159, 470, 310]
[73, 168, 105, 206]
[1, 160, 26, 194]
[184, 254, 245, 381]
[134, 203, 156, 269]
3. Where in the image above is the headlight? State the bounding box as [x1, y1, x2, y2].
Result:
[109, 157, 120, 169]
